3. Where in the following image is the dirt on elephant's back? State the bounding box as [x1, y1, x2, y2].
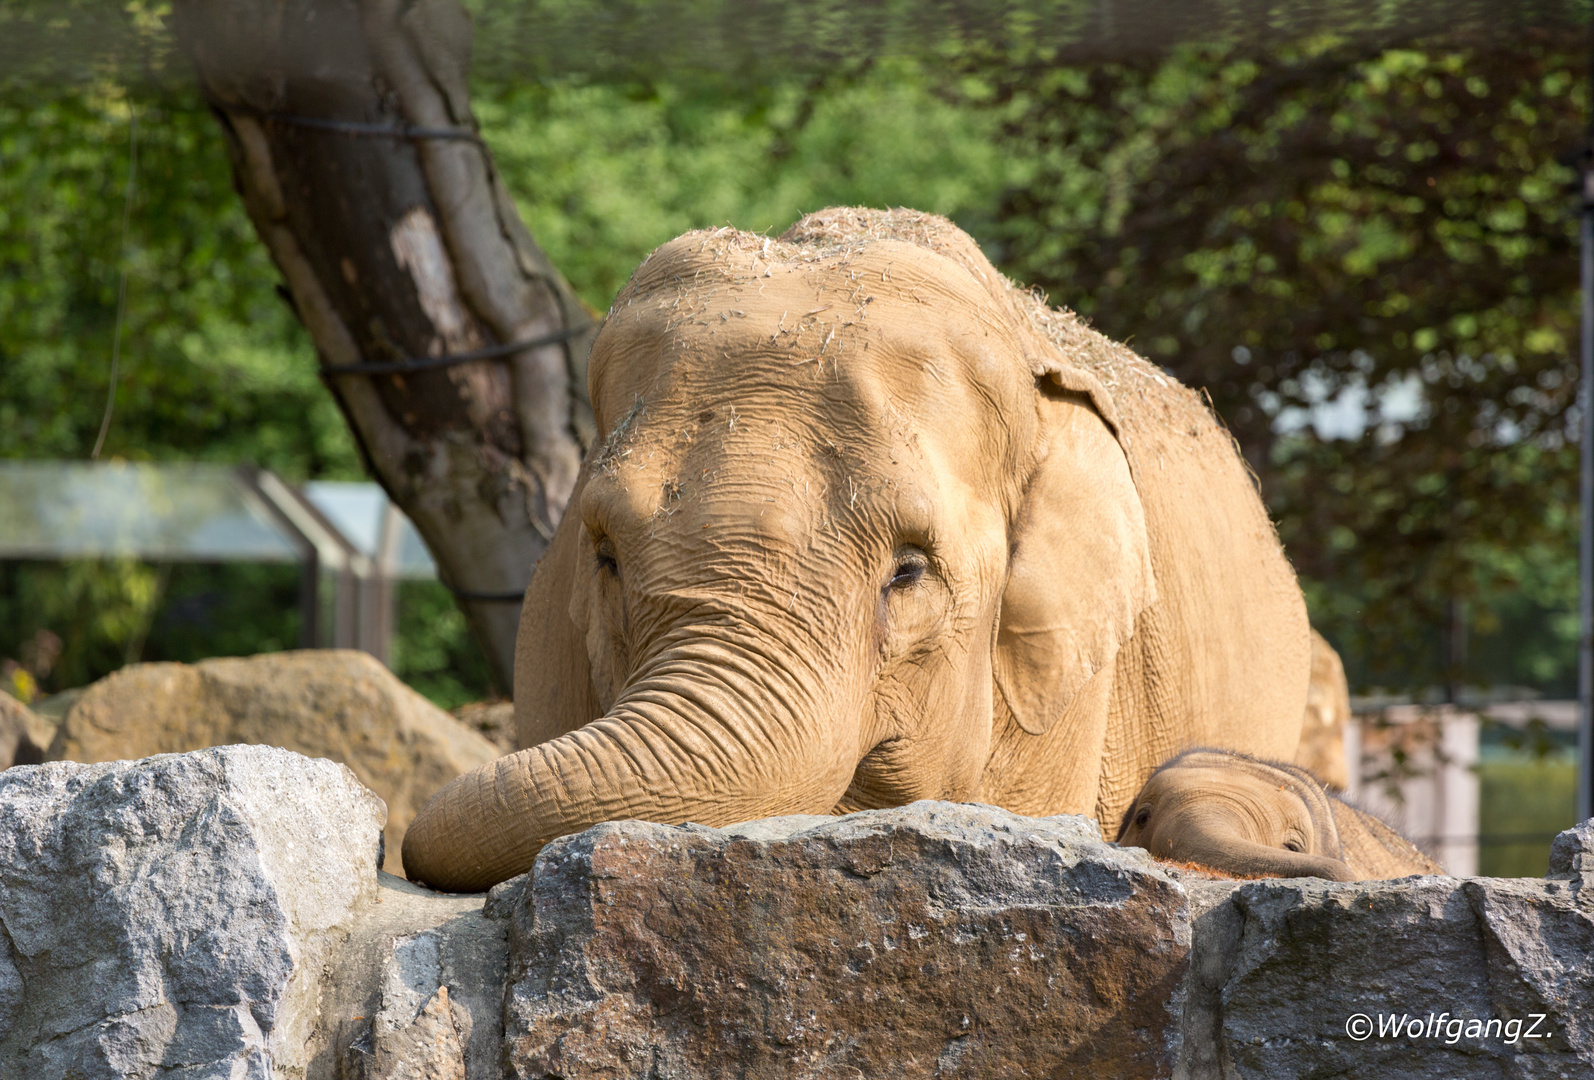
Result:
[1023, 300, 1218, 432]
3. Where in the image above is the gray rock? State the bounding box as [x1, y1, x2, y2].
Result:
[502, 801, 1192, 1080]
[1548, 820, 1594, 881]
[0, 745, 385, 1080]
[1184, 874, 1594, 1079]
[46, 651, 501, 877]
[327, 873, 508, 1080]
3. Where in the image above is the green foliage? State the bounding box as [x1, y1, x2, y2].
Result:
[1477, 758, 1577, 877]
[9, 0, 1584, 88]
[0, 558, 162, 691]
[973, 35, 1585, 693]
[0, 560, 308, 698]
[388, 581, 497, 710]
[0, 81, 372, 697]
[141, 563, 302, 667]
[475, 59, 1022, 310]
[0, 84, 359, 474]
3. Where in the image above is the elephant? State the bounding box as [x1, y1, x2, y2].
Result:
[1115, 748, 1444, 880]
[1293, 628, 1351, 790]
[402, 207, 1312, 892]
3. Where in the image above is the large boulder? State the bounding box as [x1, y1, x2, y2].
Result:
[500, 803, 1191, 1080]
[451, 699, 517, 754]
[1183, 873, 1594, 1078]
[0, 691, 50, 768]
[46, 650, 500, 875]
[0, 745, 385, 1078]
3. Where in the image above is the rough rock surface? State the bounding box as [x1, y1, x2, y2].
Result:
[0, 745, 385, 1079]
[450, 700, 516, 754]
[502, 803, 1191, 1080]
[46, 650, 500, 874]
[326, 874, 508, 1080]
[1548, 819, 1594, 881]
[1180, 870, 1594, 1078]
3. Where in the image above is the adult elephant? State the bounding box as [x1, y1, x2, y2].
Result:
[403, 208, 1310, 891]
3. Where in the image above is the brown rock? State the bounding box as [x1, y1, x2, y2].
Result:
[502, 803, 1190, 1079]
[359, 985, 469, 1080]
[0, 692, 48, 769]
[451, 699, 516, 754]
[47, 650, 500, 875]
[1295, 629, 1350, 790]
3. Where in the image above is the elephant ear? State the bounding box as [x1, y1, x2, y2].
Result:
[995, 363, 1155, 736]
[566, 525, 626, 714]
[515, 464, 606, 748]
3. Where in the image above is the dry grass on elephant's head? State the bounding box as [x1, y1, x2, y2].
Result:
[612, 206, 1226, 458]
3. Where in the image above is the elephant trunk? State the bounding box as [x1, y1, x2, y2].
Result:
[1166, 830, 1356, 883]
[402, 640, 853, 892]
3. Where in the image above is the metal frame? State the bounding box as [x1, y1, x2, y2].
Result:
[239, 466, 396, 656]
[1579, 17, 1594, 825]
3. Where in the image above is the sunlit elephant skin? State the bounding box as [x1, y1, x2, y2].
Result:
[1115, 748, 1444, 881]
[403, 208, 1312, 892]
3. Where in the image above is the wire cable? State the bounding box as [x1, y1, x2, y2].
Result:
[317, 323, 593, 380]
[231, 105, 483, 143]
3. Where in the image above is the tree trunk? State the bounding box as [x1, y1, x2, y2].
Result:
[172, 0, 595, 690]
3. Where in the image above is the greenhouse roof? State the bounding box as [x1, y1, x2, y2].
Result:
[303, 481, 436, 579]
[0, 461, 436, 578]
[0, 461, 295, 561]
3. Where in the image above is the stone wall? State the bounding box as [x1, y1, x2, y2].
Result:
[2, 747, 1589, 1079]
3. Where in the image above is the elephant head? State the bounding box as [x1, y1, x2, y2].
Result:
[402, 207, 1314, 893]
[400, 209, 1162, 891]
[1115, 749, 1356, 881]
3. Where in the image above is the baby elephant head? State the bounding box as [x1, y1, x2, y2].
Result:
[1115, 749, 1355, 881]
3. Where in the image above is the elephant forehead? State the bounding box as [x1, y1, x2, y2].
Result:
[585, 454, 819, 554]
[589, 250, 1033, 444]
[1150, 766, 1316, 834]
[588, 411, 962, 555]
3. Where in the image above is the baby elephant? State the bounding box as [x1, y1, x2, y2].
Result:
[1115, 749, 1443, 881]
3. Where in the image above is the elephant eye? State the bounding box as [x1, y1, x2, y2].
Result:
[1134, 806, 1151, 828]
[887, 550, 928, 592]
[595, 538, 619, 576]
[1282, 839, 1303, 853]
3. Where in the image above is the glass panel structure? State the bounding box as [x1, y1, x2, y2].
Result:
[302, 481, 437, 579]
[0, 461, 298, 562]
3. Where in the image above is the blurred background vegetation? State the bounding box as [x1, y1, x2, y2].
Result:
[0, 4, 1588, 865]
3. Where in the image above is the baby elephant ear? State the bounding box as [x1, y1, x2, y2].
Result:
[995, 379, 1155, 735]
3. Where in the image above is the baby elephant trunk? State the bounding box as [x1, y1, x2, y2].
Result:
[1172, 830, 1355, 882]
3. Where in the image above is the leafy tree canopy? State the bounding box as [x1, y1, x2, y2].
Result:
[0, 56, 1021, 700]
[973, 34, 1586, 693]
[0, 7, 1587, 703]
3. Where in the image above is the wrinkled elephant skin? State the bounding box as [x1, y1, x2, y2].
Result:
[403, 208, 1311, 892]
[1116, 748, 1444, 880]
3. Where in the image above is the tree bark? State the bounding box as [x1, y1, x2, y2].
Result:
[172, 0, 595, 690]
